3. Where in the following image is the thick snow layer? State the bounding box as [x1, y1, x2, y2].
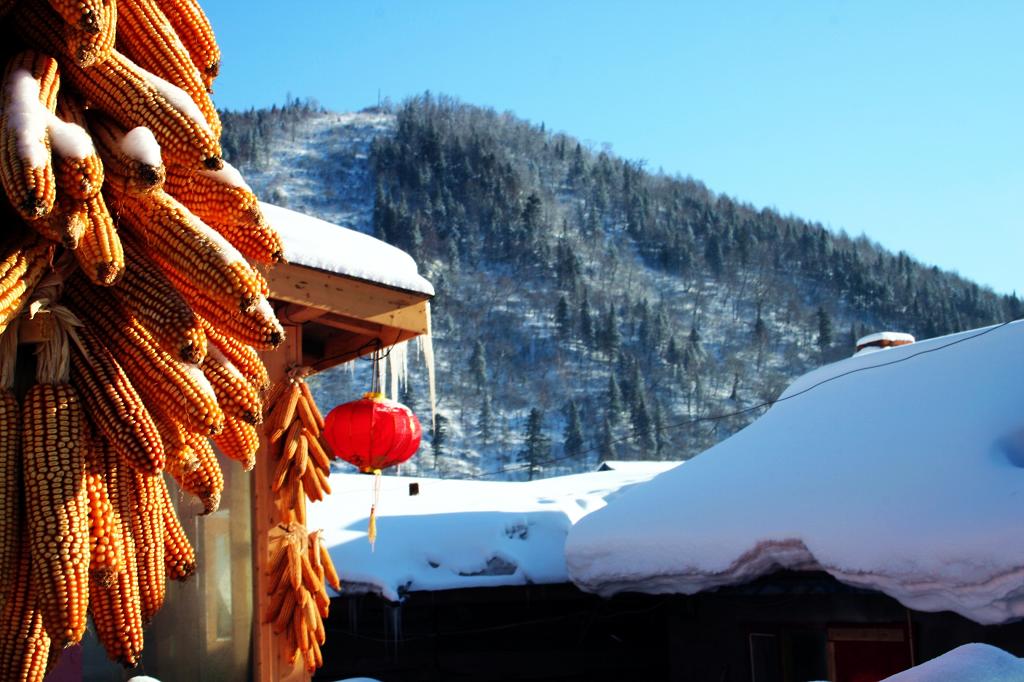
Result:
[856, 331, 916, 347]
[140, 70, 214, 138]
[120, 127, 161, 166]
[307, 467, 675, 601]
[5, 69, 49, 168]
[882, 643, 1024, 681]
[46, 115, 94, 160]
[198, 160, 251, 192]
[567, 321, 1024, 625]
[260, 202, 433, 295]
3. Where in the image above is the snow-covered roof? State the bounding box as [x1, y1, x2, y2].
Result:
[882, 643, 1024, 681]
[307, 468, 670, 601]
[260, 202, 434, 296]
[566, 321, 1024, 625]
[855, 330, 916, 355]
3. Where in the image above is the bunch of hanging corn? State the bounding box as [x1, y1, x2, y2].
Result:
[262, 523, 340, 675]
[264, 371, 335, 527]
[0, 0, 290, 676]
[261, 370, 342, 670]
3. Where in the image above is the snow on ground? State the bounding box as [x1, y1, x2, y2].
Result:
[566, 321, 1024, 625]
[882, 643, 1024, 681]
[307, 465, 679, 601]
[262, 202, 434, 295]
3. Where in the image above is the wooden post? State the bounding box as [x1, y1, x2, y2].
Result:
[252, 322, 309, 682]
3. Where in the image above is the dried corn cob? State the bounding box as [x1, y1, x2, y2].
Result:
[152, 414, 199, 478]
[113, 188, 263, 313]
[164, 164, 283, 265]
[184, 291, 284, 350]
[116, 0, 221, 136]
[88, 113, 165, 195]
[51, 96, 103, 201]
[116, 237, 206, 363]
[22, 383, 89, 646]
[129, 470, 166, 623]
[155, 0, 220, 90]
[0, 231, 53, 336]
[85, 466, 121, 587]
[212, 414, 259, 471]
[0, 323, 20, 605]
[31, 195, 86, 249]
[66, 284, 225, 435]
[201, 318, 270, 391]
[68, 0, 117, 67]
[46, 0, 106, 34]
[70, 323, 165, 475]
[173, 431, 222, 514]
[157, 476, 196, 580]
[0, 547, 51, 682]
[1, 51, 59, 221]
[312, 529, 340, 594]
[41, 45, 221, 170]
[202, 346, 261, 425]
[74, 193, 123, 285]
[88, 440, 144, 667]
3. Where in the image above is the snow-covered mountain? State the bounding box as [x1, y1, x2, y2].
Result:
[222, 96, 1020, 480]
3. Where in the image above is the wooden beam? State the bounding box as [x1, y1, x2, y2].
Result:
[253, 324, 308, 682]
[313, 328, 421, 372]
[277, 303, 327, 324]
[267, 264, 431, 335]
[17, 312, 52, 344]
[315, 312, 384, 336]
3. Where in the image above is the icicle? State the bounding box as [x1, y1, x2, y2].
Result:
[388, 340, 409, 403]
[417, 302, 437, 431]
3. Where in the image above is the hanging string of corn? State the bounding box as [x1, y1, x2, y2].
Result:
[0, 0, 303, 675]
[261, 367, 342, 672]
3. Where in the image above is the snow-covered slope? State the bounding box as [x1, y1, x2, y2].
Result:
[241, 111, 392, 233]
[566, 321, 1024, 625]
[307, 466, 678, 601]
[882, 643, 1024, 681]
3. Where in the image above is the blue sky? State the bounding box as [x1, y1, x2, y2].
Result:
[206, 1, 1022, 296]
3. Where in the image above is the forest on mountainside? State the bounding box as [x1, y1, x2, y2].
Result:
[221, 95, 1021, 478]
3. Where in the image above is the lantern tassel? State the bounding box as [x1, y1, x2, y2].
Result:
[368, 468, 382, 551]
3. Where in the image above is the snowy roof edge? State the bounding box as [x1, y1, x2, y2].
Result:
[261, 202, 435, 296]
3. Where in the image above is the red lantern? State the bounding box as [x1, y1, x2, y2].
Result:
[323, 391, 422, 548]
[324, 392, 422, 473]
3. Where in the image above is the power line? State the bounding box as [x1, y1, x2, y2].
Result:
[462, 321, 1013, 480]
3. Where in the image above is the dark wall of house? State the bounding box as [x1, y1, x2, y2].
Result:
[315, 572, 1024, 682]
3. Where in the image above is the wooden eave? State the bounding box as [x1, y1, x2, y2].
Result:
[266, 260, 432, 372]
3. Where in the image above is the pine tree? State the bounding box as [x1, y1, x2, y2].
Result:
[606, 374, 623, 424]
[683, 325, 705, 371]
[598, 417, 615, 463]
[563, 400, 584, 461]
[600, 304, 621, 359]
[519, 408, 551, 481]
[469, 340, 487, 390]
[579, 293, 594, 346]
[631, 393, 656, 454]
[477, 394, 493, 444]
[555, 295, 572, 340]
[816, 306, 833, 353]
[431, 414, 449, 468]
